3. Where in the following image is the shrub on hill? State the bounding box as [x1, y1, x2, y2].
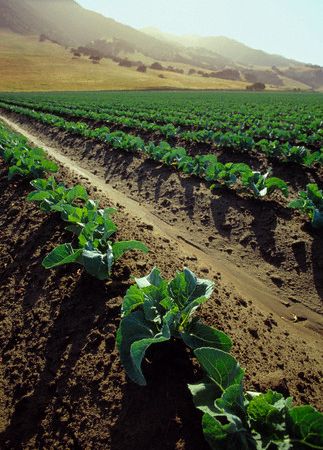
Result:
[246, 82, 266, 91]
[150, 62, 164, 70]
[137, 65, 147, 73]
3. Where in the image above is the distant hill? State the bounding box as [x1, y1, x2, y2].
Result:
[144, 28, 323, 89]
[0, 0, 181, 60]
[0, 30, 252, 92]
[142, 28, 303, 68]
[0, 0, 322, 91]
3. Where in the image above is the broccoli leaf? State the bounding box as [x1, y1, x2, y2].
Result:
[117, 310, 174, 385]
[287, 405, 323, 449]
[42, 243, 82, 269]
[112, 240, 149, 261]
[181, 321, 232, 352]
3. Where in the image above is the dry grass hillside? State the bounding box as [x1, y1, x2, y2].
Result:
[1, 31, 313, 92]
[0, 31, 252, 92]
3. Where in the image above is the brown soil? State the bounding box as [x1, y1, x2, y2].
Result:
[0, 112, 322, 449]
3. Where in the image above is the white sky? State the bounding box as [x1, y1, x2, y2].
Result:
[77, 0, 323, 65]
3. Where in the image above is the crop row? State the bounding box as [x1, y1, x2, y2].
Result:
[1, 120, 322, 449]
[3, 92, 323, 137]
[1, 102, 322, 229]
[0, 122, 149, 279]
[2, 98, 323, 166]
[0, 102, 293, 199]
[1, 97, 322, 156]
[2, 92, 322, 134]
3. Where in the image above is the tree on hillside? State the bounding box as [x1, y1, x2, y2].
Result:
[150, 62, 164, 70]
[119, 59, 133, 67]
[89, 55, 101, 62]
[137, 65, 147, 73]
[246, 82, 266, 91]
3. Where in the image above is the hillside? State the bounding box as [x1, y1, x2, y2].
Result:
[142, 28, 302, 67]
[0, 31, 252, 92]
[0, 0, 322, 91]
[0, 0, 178, 59]
[142, 28, 323, 90]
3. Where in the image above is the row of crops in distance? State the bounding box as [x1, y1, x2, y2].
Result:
[0, 91, 322, 228]
[1, 97, 322, 165]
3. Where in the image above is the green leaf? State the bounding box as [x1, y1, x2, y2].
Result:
[30, 177, 56, 190]
[41, 159, 58, 173]
[288, 199, 305, 209]
[287, 405, 323, 449]
[101, 219, 118, 240]
[142, 284, 170, 323]
[78, 222, 98, 247]
[8, 165, 24, 180]
[168, 268, 214, 308]
[117, 310, 170, 386]
[27, 191, 51, 201]
[121, 284, 145, 317]
[135, 267, 164, 288]
[216, 384, 246, 420]
[265, 177, 289, 197]
[188, 380, 220, 416]
[66, 184, 88, 203]
[181, 295, 209, 318]
[307, 184, 322, 204]
[194, 347, 244, 392]
[102, 207, 117, 219]
[60, 204, 84, 223]
[42, 243, 82, 269]
[247, 390, 293, 440]
[80, 248, 112, 280]
[201, 413, 254, 450]
[181, 321, 232, 352]
[112, 240, 149, 261]
[29, 147, 46, 158]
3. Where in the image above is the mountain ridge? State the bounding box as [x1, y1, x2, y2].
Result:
[141, 27, 305, 67]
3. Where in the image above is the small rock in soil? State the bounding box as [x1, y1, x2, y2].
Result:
[270, 275, 284, 287]
[248, 327, 259, 339]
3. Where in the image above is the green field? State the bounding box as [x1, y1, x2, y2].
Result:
[1, 91, 322, 185]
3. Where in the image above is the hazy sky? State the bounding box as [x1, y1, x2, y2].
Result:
[77, 0, 323, 65]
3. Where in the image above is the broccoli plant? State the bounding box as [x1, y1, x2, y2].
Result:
[178, 154, 221, 180]
[145, 141, 174, 161]
[217, 163, 252, 187]
[117, 268, 231, 385]
[103, 131, 144, 152]
[27, 177, 88, 212]
[241, 170, 289, 198]
[43, 239, 148, 280]
[42, 199, 148, 279]
[189, 347, 323, 450]
[161, 146, 187, 165]
[1, 145, 57, 180]
[289, 183, 323, 229]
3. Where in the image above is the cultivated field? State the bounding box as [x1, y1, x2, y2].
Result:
[0, 91, 322, 449]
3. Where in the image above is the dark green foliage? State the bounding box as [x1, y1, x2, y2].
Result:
[289, 184, 323, 229]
